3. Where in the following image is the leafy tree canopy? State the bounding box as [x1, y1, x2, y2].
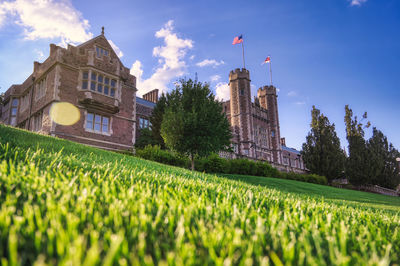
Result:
[161, 79, 232, 170]
[150, 93, 167, 149]
[135, 128, 158, 149]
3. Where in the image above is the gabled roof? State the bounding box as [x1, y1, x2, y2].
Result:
[77, 34, 123, 66]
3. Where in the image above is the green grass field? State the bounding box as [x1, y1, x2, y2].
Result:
[0, 124, 399, 265]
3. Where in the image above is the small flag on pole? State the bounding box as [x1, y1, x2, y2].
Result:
[232, 35, 243, 45]
[233, 34, 245, 68]
[262, 56, 271, 64]
[262, 55, 273, 85]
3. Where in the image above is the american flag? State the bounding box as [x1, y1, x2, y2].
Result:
[232, 35, 243, 45]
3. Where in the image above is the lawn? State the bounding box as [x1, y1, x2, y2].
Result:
[221, 174, 400, 213]
[0, 124, 399, 265]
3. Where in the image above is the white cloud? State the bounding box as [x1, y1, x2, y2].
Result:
[130, 60, 143, 84]
[108, 39, 123, 58]
[0, 5, 6, 27]
[210, 74, 221, 82]
[295, 101, 306, 106]
[0, 0, 92, 46]
[196, 59, 225, 68]
[215, 82, 230, 101]
[130, 20, 193, 96]
[287, 90, 297, 97]
[189, 55, 195, 60]
[350, 0, 367, 6]
[34, 49, 45, 61]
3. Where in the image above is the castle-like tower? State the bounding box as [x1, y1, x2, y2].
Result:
[257, 85, 282, 164]
[229, 68, 255, 157]
[222, 68, 284, 166]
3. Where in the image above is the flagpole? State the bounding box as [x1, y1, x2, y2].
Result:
[242, 40, 246, 69]
[269, 56, 273, 85]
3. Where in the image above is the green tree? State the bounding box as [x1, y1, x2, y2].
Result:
[161, 79, 232, 170]
[301, 106, 345, 181]
[135, 128, 157, 149]
[367, 128, 400, 189]
[150, 93, 167, 149]
[344, 105, 371, 186]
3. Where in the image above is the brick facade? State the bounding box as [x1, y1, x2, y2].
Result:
[0, 32, 136, 151]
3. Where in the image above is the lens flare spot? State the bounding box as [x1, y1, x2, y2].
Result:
[50, 102, 80, 126]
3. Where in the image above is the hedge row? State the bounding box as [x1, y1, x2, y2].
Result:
[135, 145, 327, 185]
[135, 145, 188, 168]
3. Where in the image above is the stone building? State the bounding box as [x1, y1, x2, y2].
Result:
[0, 32, 305, 172]
[135, 89, 158, 140]
[0, 30, 137, 151]
[221, 68, 305, 172]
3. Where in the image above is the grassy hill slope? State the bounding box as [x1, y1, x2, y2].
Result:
[221, 174, 400, 213]
[0, 125, 399, 265]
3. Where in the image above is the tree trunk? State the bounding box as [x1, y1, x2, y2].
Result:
[191, 154, 195, 171]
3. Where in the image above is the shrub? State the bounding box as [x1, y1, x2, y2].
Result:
[279, 172, 327, 185]
[195, 153, 229, 173]
[136, 146, 327, 185]
[136, 145, 188, 168]
[255, 161, 281, 177]
[228, 159, 253, 175]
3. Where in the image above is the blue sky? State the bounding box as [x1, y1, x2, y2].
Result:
[0, 0, 399, 151]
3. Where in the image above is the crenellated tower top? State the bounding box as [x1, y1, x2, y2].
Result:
[257, 85, 277, 96]
[229, 68, 250, 82]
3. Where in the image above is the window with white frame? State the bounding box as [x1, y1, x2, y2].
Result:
[82, 71, 89, 90]
[139, 117, 150, 129]
[83, 70, 117, 97]
[10, 98, 19, 126]
[35, 78, 46, 100]
[96, 46, 109, 58]
[86, 113, 110, 134]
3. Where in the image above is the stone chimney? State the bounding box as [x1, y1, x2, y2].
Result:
[280, 137, 286, 147]
[50, 44, 57, 56]
[33, 61, 41, 72]
[143, 89, 159, 103]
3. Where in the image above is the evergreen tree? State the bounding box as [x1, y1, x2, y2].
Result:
[301, 106, 345, 181]
[150, 93, 167, 149]
[344, 105, 371, 186]
[367, 128, 400, 189]
[161, 78, 232, 170]
[135, 128, 158, 149]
